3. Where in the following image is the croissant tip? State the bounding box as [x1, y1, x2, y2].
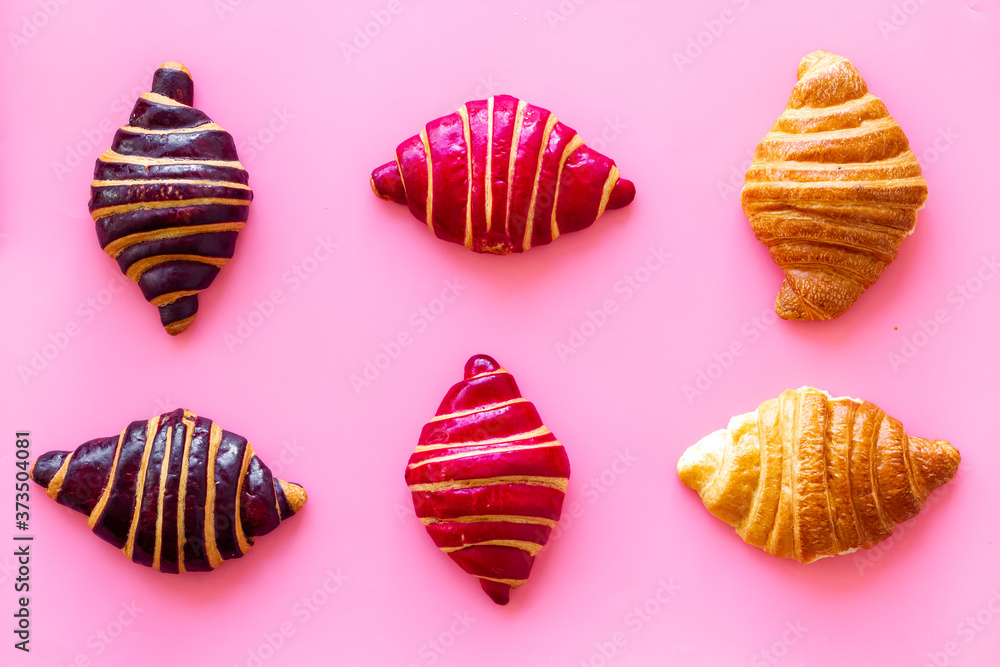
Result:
[164, 314, 196, 336]
[158, 61, 191, 77]
[371, 161, 406, 204]
[607, 178, 636, 210]
[677, 429, 727, 493]
[464, 354, 502, 378]
[479, 578, 512, 605]
[279, 480, 308, 515]
[797, 49, 841, 79]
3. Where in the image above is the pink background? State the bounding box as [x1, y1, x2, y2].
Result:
[2, 1, 999, 665]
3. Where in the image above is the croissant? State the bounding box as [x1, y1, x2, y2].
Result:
[404, 354, 570, 604]
[30, 409, 306, 573]
[89, 62, 253, 335]
[371, 94, 635, 254]
[677, 387, 959, 563]
[741, 50, 928, 320]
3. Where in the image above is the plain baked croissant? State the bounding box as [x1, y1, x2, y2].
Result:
[371, 94, 635, 254]
[405, 354, 570, 604]
[741, 50, 928, 320]
[677, 387, 959, 563]
[89, 62, 253, 335]
[30, 409, 306, 573]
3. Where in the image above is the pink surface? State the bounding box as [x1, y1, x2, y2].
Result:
[1, 1, 998, 665]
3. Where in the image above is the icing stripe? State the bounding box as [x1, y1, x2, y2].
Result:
[152, 424, 173, 571]
[102, 222, 247, 258]
[408, 441, 563, 469]
[176, 411, 196, 573]
[523, 114, 558, 251]
[441, 539, 543, 556]
[234, 443, 254, 555]
[149, 290, 201, 307]
[125, 254, 230, 282]
[550, 135, 583, 240]
[484, 96, 495, 232]
[91, 178, 251, 190]
[97, 149, 245, 169]
[503, 100, 528, 237]
[457, 104, 475, 249]
[45, 453, 73, 501]
[203, 423, 224, 570]
[119, 123, 223, 135]
[140, 92, 189, 107]
[419, 128, 434, 230]
[477, 575, 527, 586]
[596, 165, 620, 219]
[420, 515, 557, 527]
[87, 430, 126, 529]
[428, 397, 528, 423]
[413, 426, 552, 453]
[123, 416, 160, 560]
[409, 475, 569, 493]
[90, 197, 251, 221]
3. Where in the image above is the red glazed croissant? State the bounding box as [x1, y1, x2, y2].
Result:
[89, 62, 253, 335]
[372, 94, 635, 254]
[405, 355, 570, 604]
[678, 387, 959, 563]
[741, 50, 927, 320]
[30, 409, 305, 573]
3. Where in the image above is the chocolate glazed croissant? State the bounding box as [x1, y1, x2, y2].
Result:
[741, 51, 928, 320]
[30, 409, 306, 573]
[89, 62, 253, 335]
[405, 354, 570, 604]
[371, 94, 635, 254]
[677, 387, 959, 563]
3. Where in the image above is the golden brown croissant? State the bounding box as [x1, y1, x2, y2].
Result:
[677, 387, 959, 563]
[741, 50, 927, 320]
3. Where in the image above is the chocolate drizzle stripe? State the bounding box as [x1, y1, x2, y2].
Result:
[125, 254, 229, 282]
[90, 196, 251, 221]
[456, 104, 474, 249]
[123, 416, 160, 560]
[409, 475, 568, 493]
[441, 539, 544, 556]
[504, 100, 528, 238]
[408, 441, 564, 469]
[102, 222, 247, 258]
[152, 424, 173, 571]
[91, 178, 251, 190]
[597, 165, 620, 219]
[428, 397, 528, 423]
[97, 149, 245, 169]
[413, 426, 552, 453]
[45, 452, 73, 500]
[484, 96, 495, 232]
[203, 423, 224, 569]
[550, 134, 583, 240]
[233, 443, 254, 555]
[176, 413, 196, 573]
[419, 128, 434, 231]
[87, 430, 126, 529]
[119, 122, 223, 135]
[523, 114, 559, 252]
[420, 514, 557, 527]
